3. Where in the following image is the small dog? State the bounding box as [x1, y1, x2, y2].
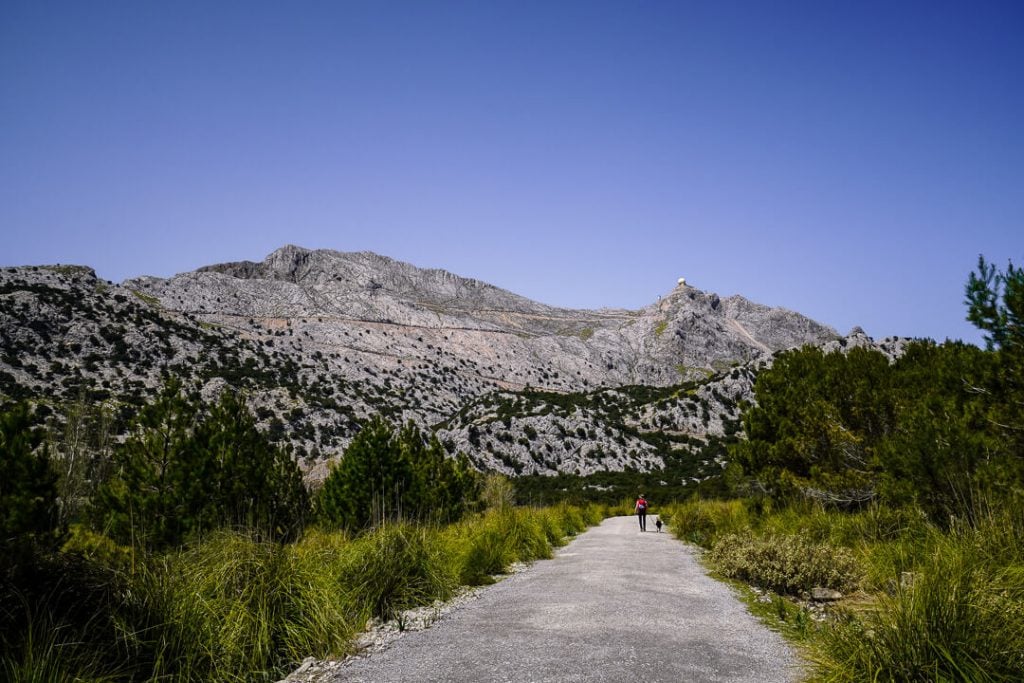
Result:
[655, 518, 663, 533]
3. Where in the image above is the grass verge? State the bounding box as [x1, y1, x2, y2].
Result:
[661, 498, 1024, 682]
[1, 504, 607, 682]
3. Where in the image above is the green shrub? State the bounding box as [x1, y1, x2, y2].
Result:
[61, 524, 134, 574]
[580, 503, 608, 526]
[555, 504, 586, 537]
[829, 505, 932, 547]
[613, 497, 637, 517]
[1, 612, 122, 683]
[451, 524, 511, 586]
[139, 530, 359, 681]
[662, 499, 751, 547]
[338, 523, 454, 622]
[499, 508, 552, 563]
[284, 531, 362, 657]
[815, 532, 1024, 682]
[443, 506, 581, 586]
[538, 508, 570, 547]
[539, 502, 606, 538]
[708, 533, 862, 595]
[757, 504, 932, 549]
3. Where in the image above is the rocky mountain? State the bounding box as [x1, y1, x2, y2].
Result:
[128, 245, 840, 386]
[1, 246, 896, 487]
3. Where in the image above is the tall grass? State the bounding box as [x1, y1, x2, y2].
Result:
[0, 551, 133, 683]
[660, 497, 752, 546]
[814, 511, 1024, 681]
[2, 504, 605, 682]
[338, 523, 455, 622]
[443, 504, 600, 586]
[662, 497, 1024, 682]
[141, 529, 366, 681]
[0, 610, 123, 683]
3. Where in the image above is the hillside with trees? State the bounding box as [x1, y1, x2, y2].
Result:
[2, 254, 1020, 680]
[661, 256, 1024, 681]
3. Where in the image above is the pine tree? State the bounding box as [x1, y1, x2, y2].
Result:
[317, 416, 407, 531]
[193, 389, 308, 541]
[965, 255, 1024, 500]
[0, 403, 61, 571]
[317, 416, 480, 532]
[735, 346, 893, 505]
[411, 432, 478, 522]
[966, 255, 1024, 354]
[97, 381, 309, 549]
[97, 379, 199, 548]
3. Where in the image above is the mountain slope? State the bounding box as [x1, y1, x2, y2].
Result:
[128, 245, 839, 387]
[2, 246, 863, 484]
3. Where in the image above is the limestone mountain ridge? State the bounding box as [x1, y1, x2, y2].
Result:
[1, 246, 903, 486]
[129, 245, 840, 385]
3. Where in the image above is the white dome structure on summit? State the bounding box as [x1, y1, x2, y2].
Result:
[677, 277, 686, 287]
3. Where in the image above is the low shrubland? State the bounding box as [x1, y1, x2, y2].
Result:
[657, 498, 750, 546]
[707, 532, 862, 595]
[0, 503, 607, 682]
[662, 497, 1024, 682]
[1, 380, 609, 682]
[656, 257, 1024, 680]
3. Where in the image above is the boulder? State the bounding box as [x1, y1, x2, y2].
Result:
[811, 587, 843, 602]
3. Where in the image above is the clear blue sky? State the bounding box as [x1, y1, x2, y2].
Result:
[3, 1, 1021, 343]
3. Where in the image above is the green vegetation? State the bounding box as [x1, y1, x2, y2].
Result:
[815, 509, 1024, 681]
[1, 504, 604, 682]
[46, 393, 115, 528]
[707, 532, 861, 595]
[1, 374, 606, 681]
[662, 497, 1024, 682]
[578, 327, 594, 341]
[0, 403, 62, 574]
[659, 256, 1024, 681]
[129, 290, 160, 307]
[732, 340, 1003, 522]
[3, 253, 1022, 680]
[316, 417, 479, 531]
[97, 380, 309, 549]
[654, 320, 668, 337]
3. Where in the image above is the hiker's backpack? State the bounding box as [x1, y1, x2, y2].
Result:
[637, 499, 647, 511]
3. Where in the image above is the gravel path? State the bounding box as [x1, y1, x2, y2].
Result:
[305, 516, 802, 682]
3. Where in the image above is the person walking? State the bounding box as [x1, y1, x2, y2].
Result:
[635, 494, 648, 532]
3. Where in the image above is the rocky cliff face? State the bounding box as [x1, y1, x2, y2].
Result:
[128, 245, 840, 386]
[1, 246, 889, 484]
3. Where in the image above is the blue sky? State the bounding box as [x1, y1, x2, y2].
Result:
[2, 1, 1021, 343]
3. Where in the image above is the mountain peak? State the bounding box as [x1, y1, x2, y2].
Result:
[123, 244, 841, 389]
[1, 247, 877, 483]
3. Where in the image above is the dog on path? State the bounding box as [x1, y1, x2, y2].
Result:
[655, 518, 663, 533]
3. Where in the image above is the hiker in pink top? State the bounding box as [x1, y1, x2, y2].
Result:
[635, 494, 648, 531]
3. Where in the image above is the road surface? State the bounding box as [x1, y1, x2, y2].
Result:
[328, 515, 801, 682]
